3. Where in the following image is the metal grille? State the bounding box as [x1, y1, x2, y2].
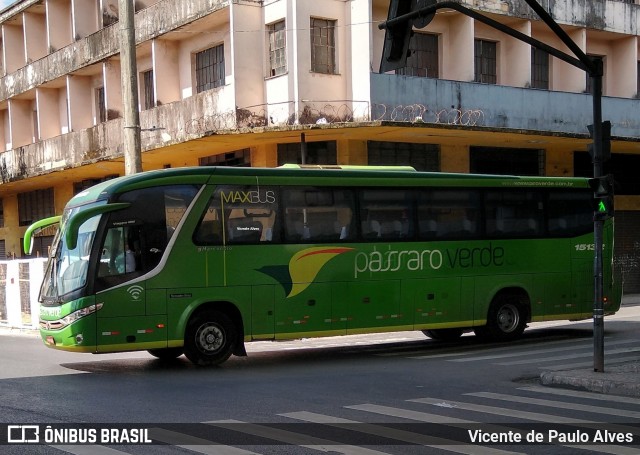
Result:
[277, 141, 337, 165]
[199, 150, 251, 167]
[17, 188, 54, 226]
[396, 33, 439, 78]
[586, 55, 604, 94]
[474, 39, 497, 84]
[142, 69, 155, 109]
[268, 20, 286, 77]
[531, 48, 549, 89]
[195, 44, 225, 93]
[470, 147, 544, 176]
[310, 18, 336, 74]
[367, 141, 440, 171]
[95, 87, 106, 123]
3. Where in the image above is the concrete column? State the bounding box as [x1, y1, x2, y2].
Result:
[2, 23, 25, 74]
[36, 88, 61, 140]
[252, 143, 278, 168]
[609, 36, 637, 98]
[5, 261, 21, 326]
[24, 11, 47, 64]
[546, 149, 573, 177]
[440, 144, 469, 173]
[503, 20, 531, 88]
[152, 39, 181, 105]
[337, 139, 366, 165]
[444, 14, 474, 82]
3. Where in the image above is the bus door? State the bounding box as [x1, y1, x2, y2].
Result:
[94, 223, 166, 352]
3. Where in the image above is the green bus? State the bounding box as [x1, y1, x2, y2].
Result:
[25, 165, 621, 366]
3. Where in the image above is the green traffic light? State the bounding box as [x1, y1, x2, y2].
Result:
[598, 201, 607, 212]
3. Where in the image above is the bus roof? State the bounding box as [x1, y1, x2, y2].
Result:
[67, 166, 591, 208]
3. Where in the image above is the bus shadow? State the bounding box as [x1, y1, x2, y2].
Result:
[57, 325, 608, 375]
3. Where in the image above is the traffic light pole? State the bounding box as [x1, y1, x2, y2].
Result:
[591, 68, 605, 372]
[380, 0, 609, 372]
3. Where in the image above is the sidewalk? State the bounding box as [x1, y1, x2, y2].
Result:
[540, 294, 640, 398]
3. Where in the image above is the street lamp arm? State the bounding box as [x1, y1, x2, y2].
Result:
[379, 1, 590, 73]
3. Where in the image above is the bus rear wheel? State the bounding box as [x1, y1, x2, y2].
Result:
[474, 295, 527, 342]
[147, 347, 183, 360]
[184, 310, 236, 366]
[422, 328, 464, 341]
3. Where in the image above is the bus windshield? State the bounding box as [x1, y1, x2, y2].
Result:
[41, 201, 105, 303]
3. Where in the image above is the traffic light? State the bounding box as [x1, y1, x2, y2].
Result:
[589, 174, 615, 220]
[379, 0, 435, 73]
[587, 120, 612, 163]
[380, 0, 415, 72]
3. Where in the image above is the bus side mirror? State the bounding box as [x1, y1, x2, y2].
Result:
[23, 216, 61, 255]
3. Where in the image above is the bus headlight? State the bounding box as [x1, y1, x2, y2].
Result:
[40, 303, 103, 331]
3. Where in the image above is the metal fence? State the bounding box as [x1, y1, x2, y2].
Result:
[0, 258, 47, 329]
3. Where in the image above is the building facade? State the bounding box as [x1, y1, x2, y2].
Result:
[0, 0, 639, 289]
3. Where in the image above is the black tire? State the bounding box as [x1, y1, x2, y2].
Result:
[147, 347, 183, 360]
[184, 310, 236, 366]
[474, 295, 527, 342]
[422, 328, 464, 341]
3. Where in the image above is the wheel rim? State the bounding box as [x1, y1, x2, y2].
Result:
[496, 303, 520, 333]
[195, 323, 225, 354]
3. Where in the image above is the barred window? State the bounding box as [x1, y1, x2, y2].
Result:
[18, 188, 54, 226]
[367, 141, 440, 171]
[199, 150, 251, 167]
[474, 39, 497, 84]
[470, 147, 544, 176]
[310, 18, 336, 74]
[396, 33, 439, 78]
[195, 44, 225, 93]
[95, 87, 106, 123]
[142, 69, 155, 110]
[586, 55, 604, 94]
[277, 141, 337, 165]
[531, 47, 549, 89]
[268, 20, 286, 77]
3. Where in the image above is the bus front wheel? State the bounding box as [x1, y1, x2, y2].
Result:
[184, 310, 236, 366]
[474, 295, 527, 342]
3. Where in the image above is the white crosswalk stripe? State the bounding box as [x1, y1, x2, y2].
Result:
[149, 427, 261, 454]
[52, 387, 640, 455]
[446, 339, 636, 363]
[351, 398, 639, 455]
[465, 392, 640, 419]
[205, 419, 391, 455]
[280, 410, 523, 455]
[52, 446, 125, 454]
[518, 385, 640, 405]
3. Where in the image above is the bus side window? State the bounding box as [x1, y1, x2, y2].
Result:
[282, 187, 355, 243]
[98, 226, 139, 277]
[194, 200, 223, 245]
[547, 190, 592, 236]
[485, 190, 543, 237]
[359, 189, 413, 241]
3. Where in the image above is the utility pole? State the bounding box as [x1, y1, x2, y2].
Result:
[119, 0, 142, 175]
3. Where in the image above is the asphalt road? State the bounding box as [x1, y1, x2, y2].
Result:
[1, 304, 640, 454]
